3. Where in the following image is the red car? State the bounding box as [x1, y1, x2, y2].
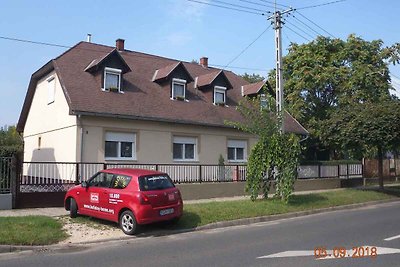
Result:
[64, 168, 183, 235]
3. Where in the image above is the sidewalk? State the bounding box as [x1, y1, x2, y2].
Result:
[0, 188, 346, 217]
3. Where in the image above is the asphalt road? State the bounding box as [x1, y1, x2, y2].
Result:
[1, 201, 400, 267]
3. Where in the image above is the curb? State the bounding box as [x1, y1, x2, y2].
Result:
[1, 198, 399, 254]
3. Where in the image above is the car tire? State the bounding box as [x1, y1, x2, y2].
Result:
[119, 210, 137, 235]
[70, 198, 78, 218]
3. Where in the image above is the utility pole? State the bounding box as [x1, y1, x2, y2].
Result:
[268, 7, 293, 132]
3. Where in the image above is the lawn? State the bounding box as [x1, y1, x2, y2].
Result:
[176, 188, 397, 229]
[0, 216, 68, 245]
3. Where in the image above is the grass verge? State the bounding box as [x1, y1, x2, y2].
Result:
[175, 188, 398, 229]
[0, 216, 68, 245]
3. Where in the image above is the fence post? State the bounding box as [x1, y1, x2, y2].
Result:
[318, 164, 321, 179]
[10, 156, 17, 209]
[236, 165, 239, 182]
[199, 165, 202, 184]
[155, 164, 159, 171]
[347, 164, 350, 179]
[103, 163, 107, 170]
[75, 163, 80, 185]
[337, 165, 340, 179]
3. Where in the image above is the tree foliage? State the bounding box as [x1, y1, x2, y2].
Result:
[0, 125, 22, 157]
[269, 35, 400, 159]
[226, 96, 301, 202]
[321, 100, 400, 189]
[240, 73, 265, 84]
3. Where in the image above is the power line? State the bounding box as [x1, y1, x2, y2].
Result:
[186, 0, 266, 15]
[284, 19, 316, 40]
[285, 24, 311, 42]
[296, 0, 346, 10]
[0, 36, 70, 49]
[259, 0, 291, 8]
[211, 64, 268, 72]
[291, 14, 324, 37]
[0, 35, 271, 73]
[239, 0, 280, 10]
[295, 10, 335, 38]
[209, 0, 271, 13]
[223, 24, 272, 69]
[391, 73, 400, 80]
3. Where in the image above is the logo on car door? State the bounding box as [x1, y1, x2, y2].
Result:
[90, 193, 99, 203]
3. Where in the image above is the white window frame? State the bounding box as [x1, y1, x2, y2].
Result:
[227, 139, 247, 162]
[173, 136, 198, 162]
[171, 78, 186, 100]
[47, 76, 55, 105]
[105, 132, 136, 161]
[214, 86, 227, 105]
[103, 67, 122, 92]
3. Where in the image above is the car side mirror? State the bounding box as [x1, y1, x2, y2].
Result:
[81, 181, 89, 188]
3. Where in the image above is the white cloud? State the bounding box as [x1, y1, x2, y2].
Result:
[167, 0, 210, 22]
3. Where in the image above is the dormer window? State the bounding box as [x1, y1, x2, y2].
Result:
[214, 86, 226, 105]
[104, 67, 122, 92]
[172, 78, 186, 100]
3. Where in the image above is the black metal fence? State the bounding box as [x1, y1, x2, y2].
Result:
[20, 161, 363, 187]
[0, 157, 12, 194]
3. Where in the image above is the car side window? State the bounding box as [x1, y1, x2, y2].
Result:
[88, 172, 114, 188]
[112, 175, 132, 189]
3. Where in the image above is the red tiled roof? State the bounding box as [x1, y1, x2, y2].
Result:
[17, 42, 308, 135]
[196, 70, 232, 89]
[152, 61, 193, 82]
[242, 80, 266, 96]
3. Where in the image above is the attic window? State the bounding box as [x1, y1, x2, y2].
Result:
[172, 78, 186, 100]
[214, 86, 226, 105]
[104, 67, 122, 92]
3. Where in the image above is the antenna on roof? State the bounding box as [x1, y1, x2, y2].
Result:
[86, 34, 92, 43]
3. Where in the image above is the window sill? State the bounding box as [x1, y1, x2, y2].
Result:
[227, 160, 247, 163]
[171, 97, 189, 102]
[105, 158, 137, 162]
[173, 159, 199, 163]
[102, 88, 124, 93]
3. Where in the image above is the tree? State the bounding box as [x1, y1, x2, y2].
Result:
[269, 35, 400, 160]
[226, 95, 301, 202]
[0, 125, 22, 157]
[321, 100, 400, 189]
[240, 73, 265, 83]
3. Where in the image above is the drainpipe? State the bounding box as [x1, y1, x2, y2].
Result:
[78, 115, 84, 163]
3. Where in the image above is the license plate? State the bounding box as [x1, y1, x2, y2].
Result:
[160, 208, 174, 216]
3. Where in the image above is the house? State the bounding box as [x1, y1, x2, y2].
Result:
[17, 39, 307, 165]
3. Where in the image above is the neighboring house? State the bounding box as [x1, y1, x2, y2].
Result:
[17, 39, 307, 165]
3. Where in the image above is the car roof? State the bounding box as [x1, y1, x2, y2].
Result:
[101, 168, 165, 177]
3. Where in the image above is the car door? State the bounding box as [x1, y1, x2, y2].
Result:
[107, 174, 133, 222]
[80, 172, 115, 220]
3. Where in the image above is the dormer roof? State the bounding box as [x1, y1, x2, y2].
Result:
[195, 70, 233, 89]
[152, 61, 193, 82]
[241, 80, 267, 96]
[84, 48, 131, 74]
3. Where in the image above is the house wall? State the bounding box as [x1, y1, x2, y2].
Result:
[80, 116, 257, 164]
[23, 71, 78, 162]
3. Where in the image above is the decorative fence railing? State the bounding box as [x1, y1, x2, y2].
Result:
[21, 162, 362, 187]
[0, 157, 12, 194]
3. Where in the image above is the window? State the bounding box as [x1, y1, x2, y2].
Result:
[88, 172, 114, 188]
[47, 76, 55, 104]
[139, 175, 175, 191]
[227, 140, 247, 162]
[104, 67, 122, 92]
[112, 175, 132, 189]
[173, 136, 197, 161]
[214, 86, 226, 105]
[105, 132, 136, 160]
[172, 78, 186, 100]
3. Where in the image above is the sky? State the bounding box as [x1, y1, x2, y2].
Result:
[0, 0, 399, 127]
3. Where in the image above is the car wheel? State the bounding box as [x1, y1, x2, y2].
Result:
[70, 198, 78, 218]
[119, 210, 137, 235]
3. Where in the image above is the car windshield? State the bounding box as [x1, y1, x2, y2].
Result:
[138, 175, 175, 191]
